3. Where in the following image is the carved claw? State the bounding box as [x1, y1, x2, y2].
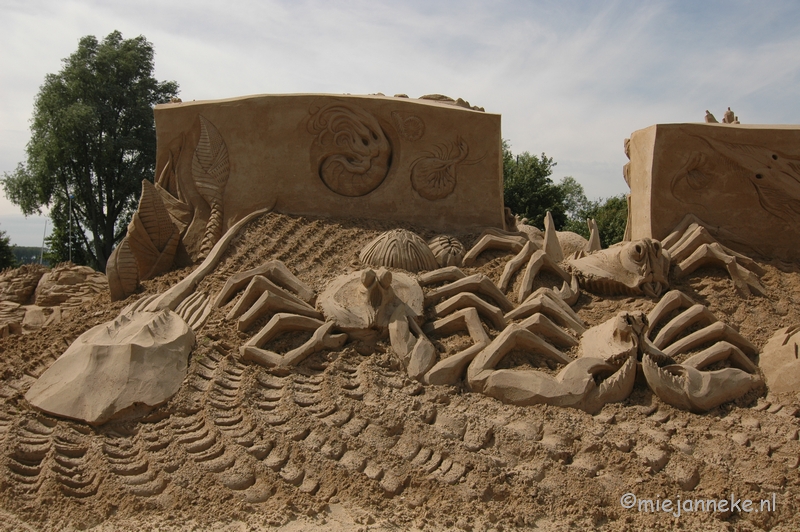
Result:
[664, 216, 766, 297]
[642, 353, 762, 412]
[478, 353, 637, 413]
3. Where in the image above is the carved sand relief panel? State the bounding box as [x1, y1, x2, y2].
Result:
[307, 103, 392, 197]
[153, 94, 504, 235]
[626, 123, 800, 261]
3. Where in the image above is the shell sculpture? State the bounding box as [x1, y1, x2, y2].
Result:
[428, 235, 465, 267]
[359, 229, 438, 273]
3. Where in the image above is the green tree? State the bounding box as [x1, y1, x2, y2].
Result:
[559, 176, 628, 248]
[502, 140, 566, 228]
[2, 31, 179, 271]
[0, 228, 16, 269]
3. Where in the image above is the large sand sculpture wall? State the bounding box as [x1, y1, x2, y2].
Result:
[626, 123, 800, 262]
[154, 94, 504, 241]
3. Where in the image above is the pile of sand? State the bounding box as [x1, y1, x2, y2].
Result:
[0, 212, 798, 531]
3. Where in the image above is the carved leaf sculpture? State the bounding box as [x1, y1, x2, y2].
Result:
[192, 115, 230, 257]
[155, 146, 192, 233]
[127, 180, 180, 281]
[107, 238, 139, 301]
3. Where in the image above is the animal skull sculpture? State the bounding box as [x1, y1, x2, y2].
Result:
[567, 238, 670, 298]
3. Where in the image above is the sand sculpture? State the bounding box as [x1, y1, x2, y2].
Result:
[15, 96, 800, 531]
[0, 263, 107, 336]
[760, 325, 800, 394]
[625, 121, 800, 262]
[25, 91, 786, 430]
[26, 210, 267, 425]
[106, 94, 504, 301]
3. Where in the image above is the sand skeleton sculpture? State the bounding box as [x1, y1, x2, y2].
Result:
[24, 95, 795, 429]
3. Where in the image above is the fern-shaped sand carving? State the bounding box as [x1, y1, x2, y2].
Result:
[128, 180, 180, 280]
[192, 116, 230, 258]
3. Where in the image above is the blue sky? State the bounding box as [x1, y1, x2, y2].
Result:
[2, 0, 800, 246]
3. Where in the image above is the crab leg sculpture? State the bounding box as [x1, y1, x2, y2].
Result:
[467, 212, 765, 300]
[215, 211, 767, 415]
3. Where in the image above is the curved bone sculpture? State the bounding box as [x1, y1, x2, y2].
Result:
[360, 229, 439, 273]
[641, 289, 762, 411]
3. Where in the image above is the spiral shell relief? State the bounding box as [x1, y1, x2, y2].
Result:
[308, 103, 392, 197]
[359, 229, 439, 273]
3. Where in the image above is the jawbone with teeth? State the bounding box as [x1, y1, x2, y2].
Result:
[642, 350, 762, 412]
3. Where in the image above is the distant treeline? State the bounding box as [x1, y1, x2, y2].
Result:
[12, 246, 49, 266]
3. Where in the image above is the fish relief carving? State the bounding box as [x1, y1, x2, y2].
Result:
[391, 111, 425, 142]
[308, 103, 392, 197]
[671, 134, 800, 223]
[192, 116, 230, 258]
[410, 137, 477, 201]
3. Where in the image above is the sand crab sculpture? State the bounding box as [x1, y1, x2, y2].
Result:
[217, 264, 441, 381]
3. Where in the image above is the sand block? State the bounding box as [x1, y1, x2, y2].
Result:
[154, 93, 504, 240]
[627, 123, 800, 261]
[760, 326, 800, 394]
[26, 310, 194, 425]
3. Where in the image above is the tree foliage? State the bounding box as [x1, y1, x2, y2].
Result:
[11, 246, 44, 266]
[2, 31, 179, 271]
[0, 228, 15, 270]
[502, 140, 566, 229]
[501, 142, 628, 248]
[560, 177, 628, 247]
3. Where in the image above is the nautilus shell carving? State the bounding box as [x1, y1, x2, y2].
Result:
[359, 229, 439, 273]
[308, 103, 392, 197]
[410, 137, 470, 201]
